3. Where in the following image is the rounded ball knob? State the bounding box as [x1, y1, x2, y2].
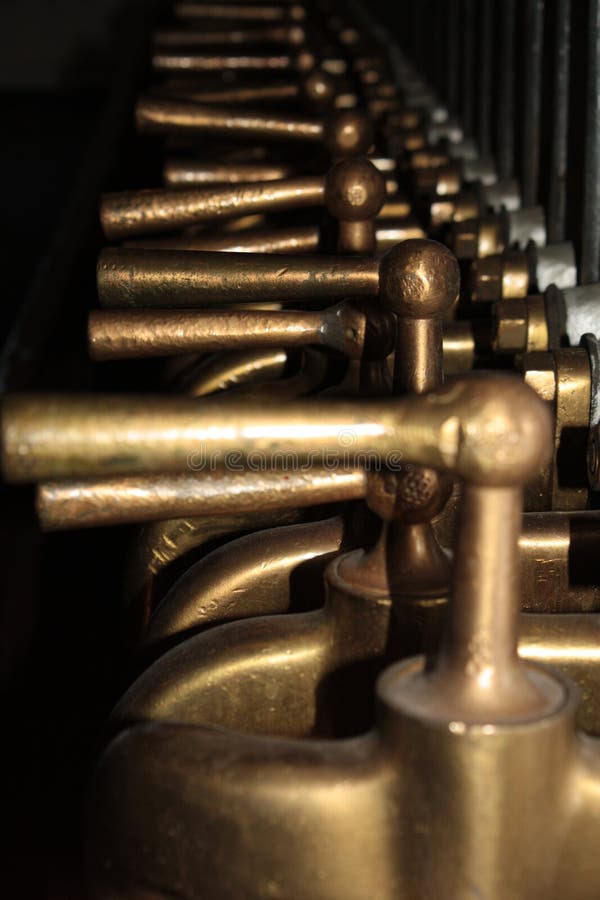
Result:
[295, 50, 317, 73]
[301, 69, 336, 112]
[379, 239, 460, 319]
[323, 110, 374, 158]
[324, 157, 386, 222]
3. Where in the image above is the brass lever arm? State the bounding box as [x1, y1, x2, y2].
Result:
[100, 177, 324, 241]
[87, 302, 393, 361]
[1, 375, 551, 488]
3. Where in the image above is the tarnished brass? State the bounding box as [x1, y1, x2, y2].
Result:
[151, 50, 317, 74]
[37, 469, 366, 531]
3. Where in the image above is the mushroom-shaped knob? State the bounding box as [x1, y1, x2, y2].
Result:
[379, 239, 460, 319]
[324, 157, 386, 223]
[323, 109, 374, 158]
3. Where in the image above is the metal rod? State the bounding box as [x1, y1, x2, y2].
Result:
[497, 0, 516, 180]
[477, 0, 493, 156]
[521, 0, 545, 207]
[99, 177, 324, 240]
[87, 305, 367, 360]
[547, 0, 571, 243]
[0, 376, 551, 487]
[37, 468, 366, 531]
[96, 248, 379, 308]
[135, 96, 323, 141]
[152, 52, 296, 74]
[153, 26, 305, 48]
[581, 0, 600, 283]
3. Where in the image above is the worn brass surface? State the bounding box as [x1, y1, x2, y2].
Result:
[124, 509, 302, 636]
[163, 159, 294, 186]
[37, 468, 366, 531]
[100, 176, 325, 240]
[1, 375, 550, 483]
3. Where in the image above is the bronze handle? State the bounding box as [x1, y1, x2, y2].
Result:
[153, 25, 307, 49]
[87, 302, 393, 362]
[37, 468, 366, 531]
[1, 374, 550, 488]
[173, 3, 306, 23]
[100, 176, 324, 241]
[135, 101, 373, 157]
